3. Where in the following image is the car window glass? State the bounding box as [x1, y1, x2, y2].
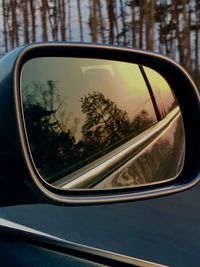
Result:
[144, 66, 177, 116]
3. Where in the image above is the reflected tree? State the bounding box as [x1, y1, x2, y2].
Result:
[23, 85, 154, 185]
[81, 91, 131, 149]
[131, 109, 154, 134]
[23, 80, 78, 182]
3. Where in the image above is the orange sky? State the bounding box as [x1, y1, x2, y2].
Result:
[21, 57, 164, 141]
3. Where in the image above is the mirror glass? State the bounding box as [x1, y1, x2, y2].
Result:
[21, 57, 185, 190]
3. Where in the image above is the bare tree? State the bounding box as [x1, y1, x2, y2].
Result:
[97, 0, 106, 43]
[131, 0, 136, 48]
[2, 0, 8, 52]
[119, 0, 127, 45]
[146, 0, 156, 50]
[22, 0, 30, 43]
[68, 0, 72, 41]
[89, 0, 98, 42]
[195, 0, 200, 75]
[29, 0, 36, 42]
[11, 0, 19, 47]
[139, 0, 145, 49]
[40, 0, 48, 41]
[114, 0, 120, 45]
[52, 0, 59, 40]
[59, 0, 66, 41]
[107, 0, 114, 44]
[77, 0, 83, 41]
[46, 0, 59, 41]
[182, 0, 191, 71]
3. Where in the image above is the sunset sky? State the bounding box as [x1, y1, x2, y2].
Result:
[21, 57, 172, 141]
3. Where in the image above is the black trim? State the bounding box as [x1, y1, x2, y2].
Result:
[0, 224, 162, 267]
[139, 65, 162, 121]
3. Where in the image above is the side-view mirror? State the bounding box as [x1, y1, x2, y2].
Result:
[0, 43, 199, 205]
[22, 56, 184, 190]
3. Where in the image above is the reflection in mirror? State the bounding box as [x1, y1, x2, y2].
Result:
[21, 57, 185, 190]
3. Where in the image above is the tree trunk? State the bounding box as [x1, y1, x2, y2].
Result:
[107, 0, 114, 44]
[119, 0, 127, 45]
[92, 0, 98, 42]
[195, 0, 200, 74]
[68, 0, 72, 41]
[60, 0, 66, 40]
[131, 0, 136, 48]
[139, 0, 145, 49]
[23, 0, 30, 43]
[182, 0, 191, 71]
[53, 0, 59, 40]
[77, 0, 83, 41]
[146, 0, 156, 50]
[41, 0, 48, 41]
[2, 0, 8, 52]
[97, 0, 106, 43]
[47, 0, 59, 41]
[114, 0, 120, 45]
[11, 0, 19, 47]
[172, 1, 182, 64]
[29, 0, 36, 42]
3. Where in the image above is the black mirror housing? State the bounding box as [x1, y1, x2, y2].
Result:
[0, 43, 199, 206]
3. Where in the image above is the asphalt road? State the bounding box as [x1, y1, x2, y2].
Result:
[1, 179, 200, 266]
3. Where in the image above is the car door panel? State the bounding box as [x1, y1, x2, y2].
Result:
[1, 179, 200, 267]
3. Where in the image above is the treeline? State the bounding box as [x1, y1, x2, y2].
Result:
[1, 0, 200, 82]
[24, 80, 153, 183]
